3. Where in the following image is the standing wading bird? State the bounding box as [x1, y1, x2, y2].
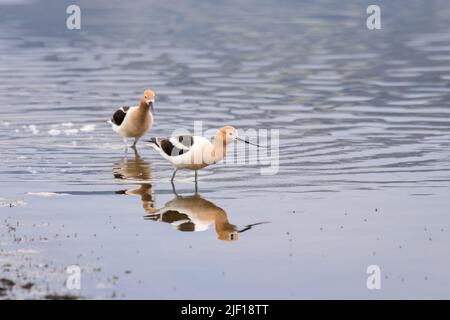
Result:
[109, 89, 155, 148]
[147, 126, 263, 188]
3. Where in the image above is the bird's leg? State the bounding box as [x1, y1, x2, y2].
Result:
[132, 145, 139, 158]
[171, 169, 178, 182]
[171, 180, 179, 196]
[194, 170, 198, 194]
[132, 137, 139, 148]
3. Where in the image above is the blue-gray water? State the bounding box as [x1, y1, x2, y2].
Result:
[1, 0, 450, 299]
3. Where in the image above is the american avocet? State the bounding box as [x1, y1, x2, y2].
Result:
[147, 125, 262, 184]
[109, 89, 155, 148]
[145, 192, 269, 241]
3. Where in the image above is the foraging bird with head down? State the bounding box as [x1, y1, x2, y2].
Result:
[147, 125, 262, 184]
[109, 89, 155, 148]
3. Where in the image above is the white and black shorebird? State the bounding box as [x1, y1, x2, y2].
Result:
[147, 125, 262, 185]
[109, 89, 155, 148]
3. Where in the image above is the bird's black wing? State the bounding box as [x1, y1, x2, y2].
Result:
[149, 135, 195, 157]
[111, 106, 130, 126]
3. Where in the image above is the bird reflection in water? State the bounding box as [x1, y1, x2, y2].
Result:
[145, 184, 268, 242]
[113, 149, 268, 241]
[113, 148, 156, 214]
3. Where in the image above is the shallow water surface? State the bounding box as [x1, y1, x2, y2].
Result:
[1, 0, 450, 298]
